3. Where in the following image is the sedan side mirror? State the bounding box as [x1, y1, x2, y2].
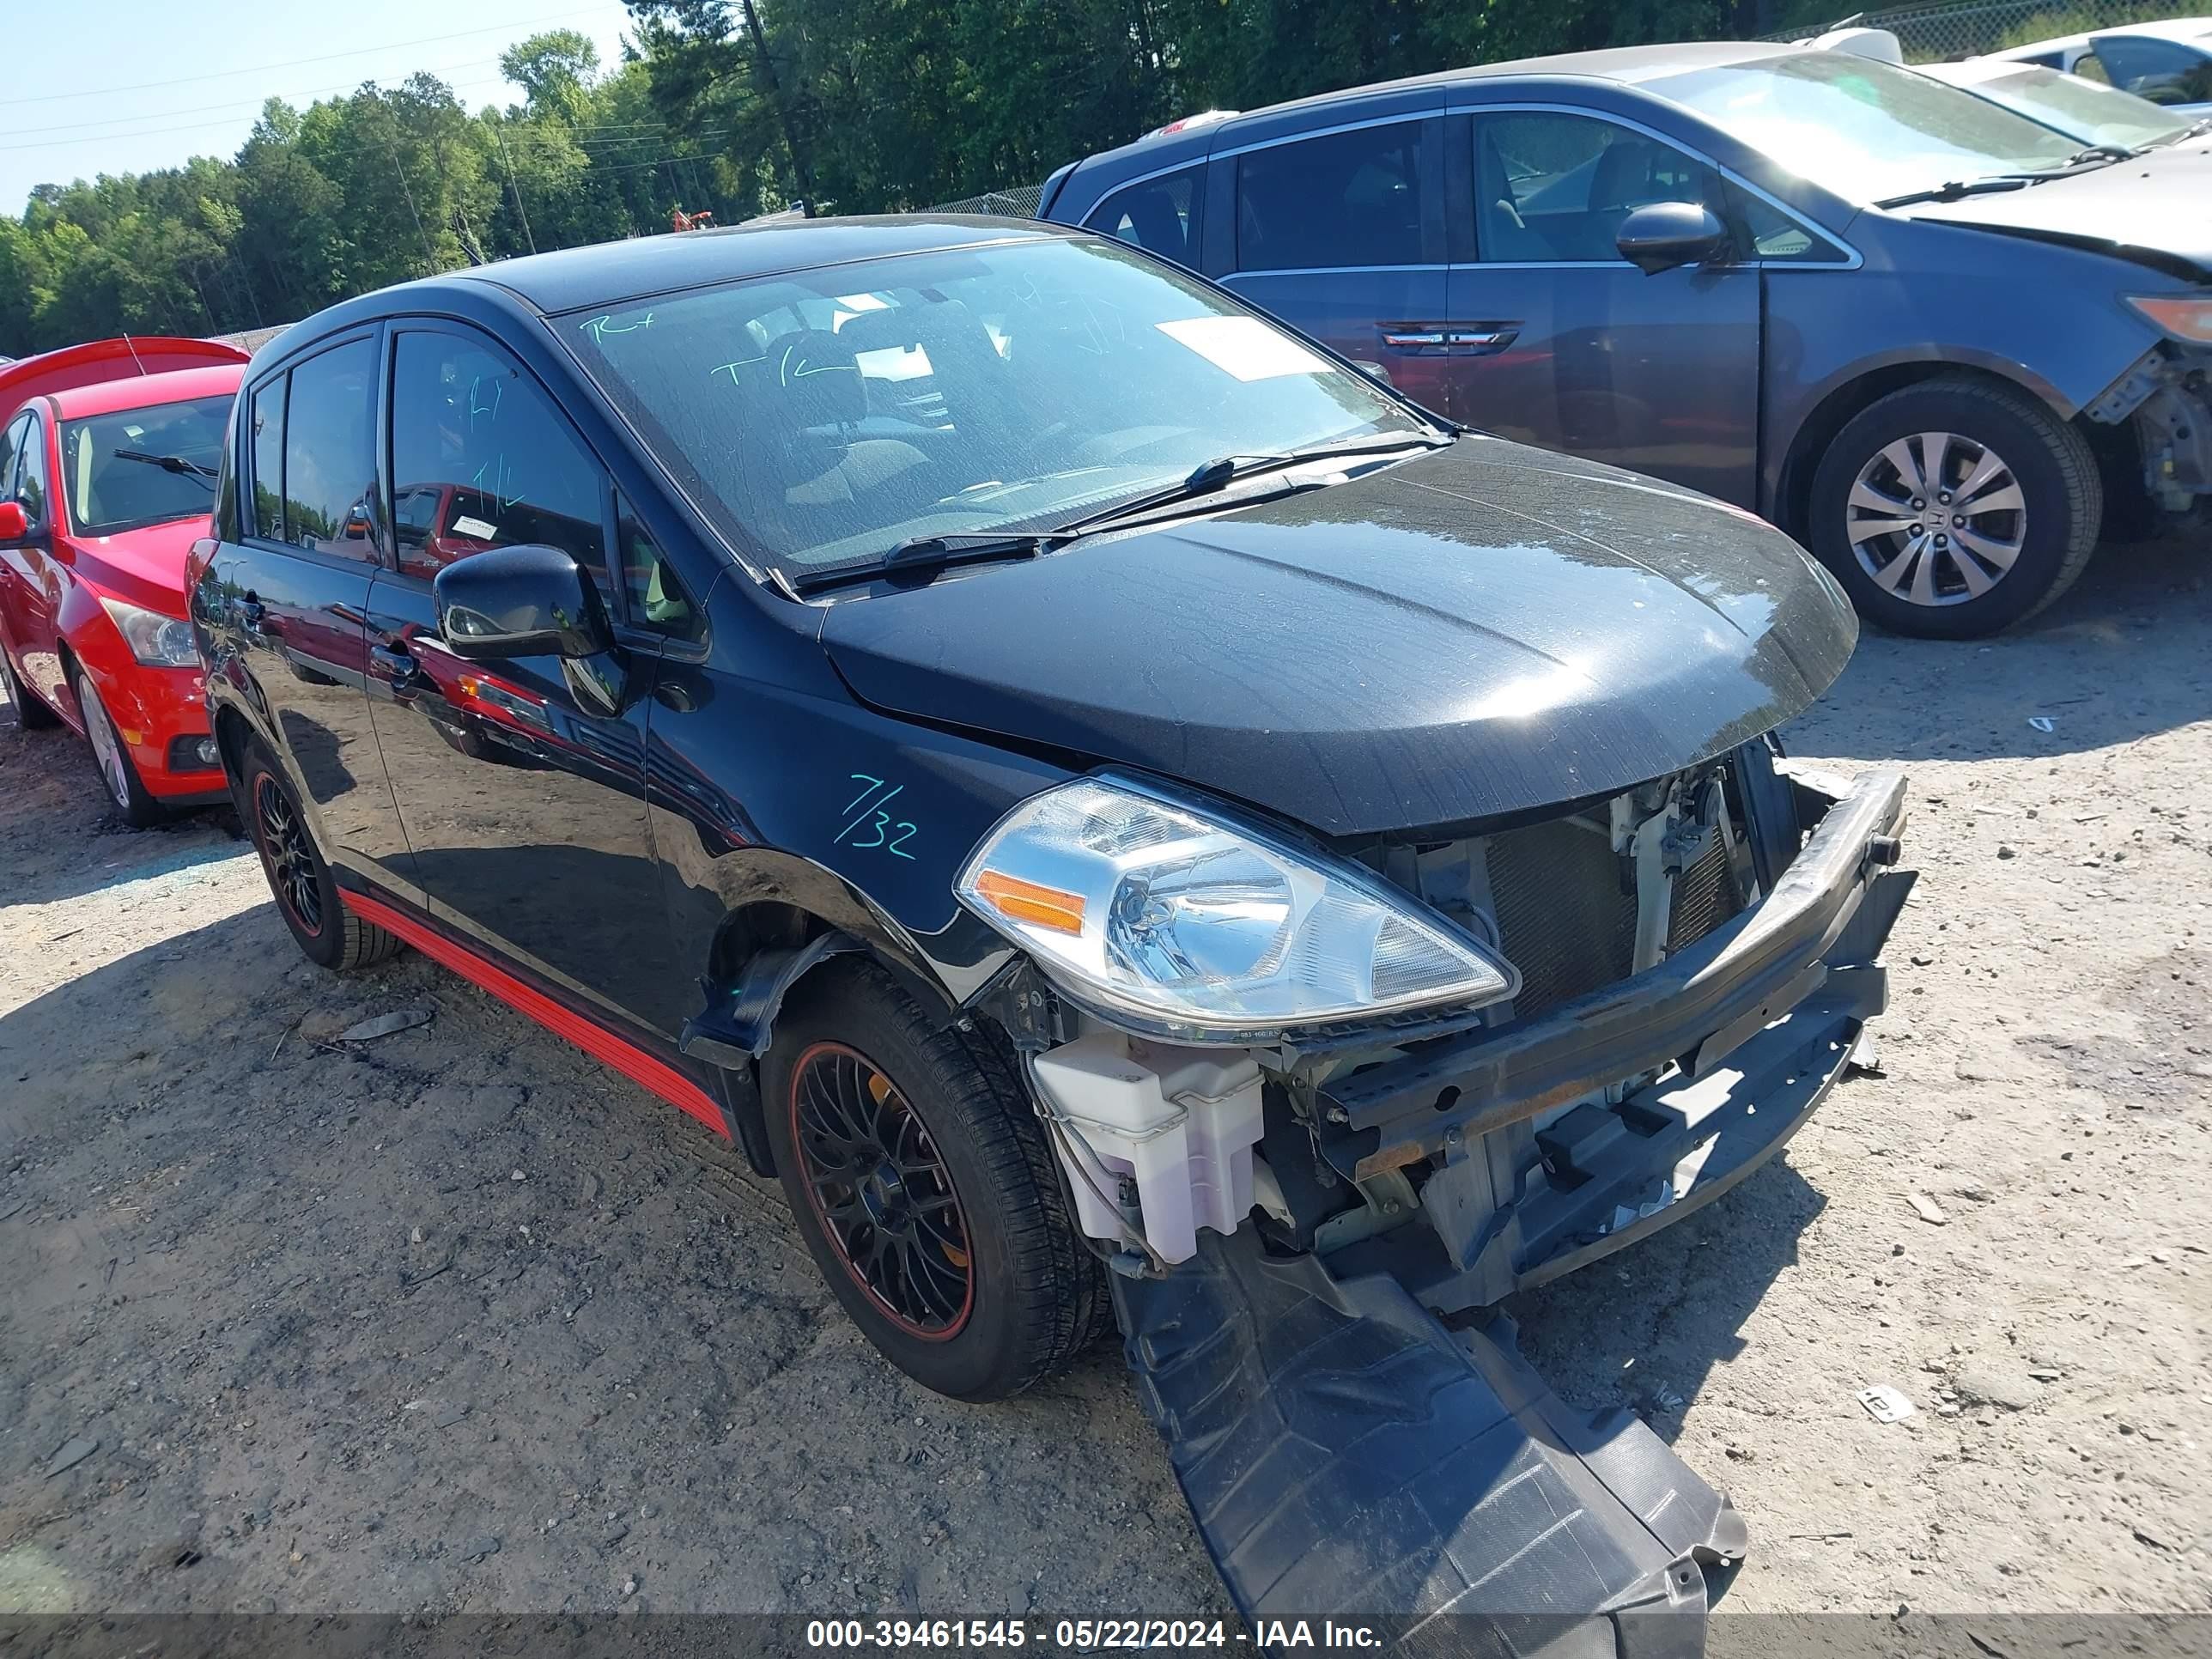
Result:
[1616, 202, 1732, 276]
[434, 544, 613, 661]
[0, 501, 26, 542]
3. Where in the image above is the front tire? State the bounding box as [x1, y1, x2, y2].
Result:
[239, 744, 401, 971]
[763, 959, 1109, 1401]
[1808, 377, 2100, 639]
[70, 664, 165, 828]
[1, 646, 61, 729]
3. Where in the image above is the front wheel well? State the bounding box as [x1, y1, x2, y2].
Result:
[1776, 363, 2090, 543]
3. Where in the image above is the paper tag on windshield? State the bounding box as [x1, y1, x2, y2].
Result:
[1155, 316, 1332, 382]
[452, 515, 499, 539]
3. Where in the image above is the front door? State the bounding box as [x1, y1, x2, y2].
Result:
[362, 322, 672, 1033]
[1448, 111, 1762, 507]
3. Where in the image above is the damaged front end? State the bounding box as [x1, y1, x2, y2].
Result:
[969, 741, 1912, 1642]
[2086, 338, 2212, 513]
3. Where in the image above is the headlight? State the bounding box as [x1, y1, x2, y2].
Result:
[2126, 294, 2212, 343]
[956, 775, 1518, 1036]
[99, 596, 198, 667]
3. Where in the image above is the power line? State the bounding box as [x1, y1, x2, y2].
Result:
[9, 3, 636, 106]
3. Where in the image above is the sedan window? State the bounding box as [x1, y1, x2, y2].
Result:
[563, 236, 1431, 581]
[1647, 51, 2083, 204]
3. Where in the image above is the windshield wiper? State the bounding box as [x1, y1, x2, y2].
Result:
[1059, 431, 1451, 536]
[1875, 176, 2035, 209]
[112, 448, 217, 483]
[788, 532, 1065, 594]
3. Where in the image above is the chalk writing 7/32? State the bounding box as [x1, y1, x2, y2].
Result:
[838, 775, 917, 859]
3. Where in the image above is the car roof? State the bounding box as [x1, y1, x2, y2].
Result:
[1066, 40, 1799, 173]
[436, 215, 1076, 316]
[50, 362, 245, 419]
[2090, 15, 2212, 42]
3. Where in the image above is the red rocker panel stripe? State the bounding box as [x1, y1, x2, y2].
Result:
[340, 889, 730, 1139]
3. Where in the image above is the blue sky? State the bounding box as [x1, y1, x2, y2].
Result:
[3, 0, 641, 215]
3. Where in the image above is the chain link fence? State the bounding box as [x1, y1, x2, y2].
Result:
[927, 184, 1047, 217]
[1760, 0, 2200, 60]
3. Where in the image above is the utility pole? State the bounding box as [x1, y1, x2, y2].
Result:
[738, 0, 815, 210]
[493, 122, 538, 254]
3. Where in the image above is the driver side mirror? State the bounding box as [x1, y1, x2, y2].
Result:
[1616, 202, 1732, 276]
[0, 501, 26, 542]
[434, 544, 613, 661]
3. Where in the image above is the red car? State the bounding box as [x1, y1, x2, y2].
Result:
[0, 337, 249, 823]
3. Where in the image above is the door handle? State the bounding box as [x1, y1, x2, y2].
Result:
[1446, 326, 1519, 355]
[1379, 326, 1449, 351]
[370, 642, 422, 695]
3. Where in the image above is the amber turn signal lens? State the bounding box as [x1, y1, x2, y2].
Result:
[972, 869, 1086, 934]
[2127, 295, 2212, 343]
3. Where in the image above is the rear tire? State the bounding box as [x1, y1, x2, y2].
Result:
[0, 646, 60, 729]
[240, 743, 401, 971]
[70, 664, 166, 828]
[1808, 376, 2100, 639]
[763, 959, 1109, 1401]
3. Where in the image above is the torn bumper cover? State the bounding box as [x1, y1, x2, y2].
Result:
[1306, 765, 1913, 1308]
[1116, 1231, 1741, 1647]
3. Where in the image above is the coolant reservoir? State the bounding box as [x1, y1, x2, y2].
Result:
[1030, 1031, 1264, 1263]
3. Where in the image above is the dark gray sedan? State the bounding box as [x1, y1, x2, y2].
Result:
[1041, 42, 2212, 637]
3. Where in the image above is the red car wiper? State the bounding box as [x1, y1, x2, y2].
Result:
[112, 448, 217, 483]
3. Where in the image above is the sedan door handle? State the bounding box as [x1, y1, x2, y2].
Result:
[1379, 326, 1448, 351]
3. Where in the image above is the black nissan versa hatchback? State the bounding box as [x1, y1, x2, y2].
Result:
[195, 216, 1914, 1622]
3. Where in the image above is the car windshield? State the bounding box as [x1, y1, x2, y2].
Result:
[1646, 51, 2087, 203]
[562, 235, 1432, 579]
[60, 395, 232, 534]
[1948, 64, 2193, 149]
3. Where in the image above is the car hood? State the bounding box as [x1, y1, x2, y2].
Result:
[1903, 142, 2212, 278]
[68, 516, 204, 615]
[817, 436, 1857, 837]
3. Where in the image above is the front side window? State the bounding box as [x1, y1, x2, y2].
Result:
[1237, 122, 1425, 270]
[2087, 36, 2212, 105]
[1087, 167, 1205, 267]
[278, 339, 380, 561]
[1647, 52, 2082, 204]
[387, 329, 611, 595]
[12, 412, 48, 530]
[1476, 112, 1729, 263]
[564, 236, 1431, 581]
[617, 493, 703, 642]
[60, 396, 230, 535]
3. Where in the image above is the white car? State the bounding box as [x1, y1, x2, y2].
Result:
[1919, 55, 2212, 150]
[1985, 16, 2212, 118]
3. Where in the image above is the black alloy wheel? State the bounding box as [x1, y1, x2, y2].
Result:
[788, 1041, 975, 1338]
[255, 770, 324, 939]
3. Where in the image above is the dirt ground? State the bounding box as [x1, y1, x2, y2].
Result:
[1, 536, 2208, 1624]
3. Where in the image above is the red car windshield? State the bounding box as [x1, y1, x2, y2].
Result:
[59, 394, 231, 535]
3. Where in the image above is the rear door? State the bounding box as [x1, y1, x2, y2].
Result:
[223, 333, 412, 884]
[361, 319, 679, 1034]
[1213, 94, 1456, 417]
[1444, 106, 1763, 506]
